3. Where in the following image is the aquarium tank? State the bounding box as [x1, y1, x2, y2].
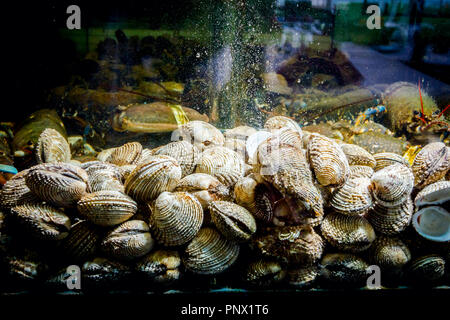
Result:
[0, 0, 449, 297]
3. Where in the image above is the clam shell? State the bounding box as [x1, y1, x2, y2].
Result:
[367, 198, 413, 235]
[24, 163, 88, 207]
[97, 148, 116, 162]
[224, 138, 247, 161]
[244, 260, 286, 287]
[209, 201, 257, 242]
[286, 265, 319, 288]
[406, 254, 446, 284]
[349, 165, 374, 179]
[119, 164, 137, 181]
[35, 128, 71, 164]
[264, 116, 303, 140]
[150, 191, 203, 246]
[415, 180, 450, 207]
[307, 133, 350, 187]
[83, 161, 124, 193]
[0, 169, 38, 209]
[124, 155, 181, 202]
[340, 143, 376, 167]
[171, 121, 224, 152]
[182, 227, 240, 275]
[246, 130, 272, 165]
[224, 126, 257, 140]
[373, 152, 410, 171]
[138, 148, 154, 165]
[82, 257, 132, 286]
[321, 213, 376, 252]
[107, 142, 142, 166]
[329, 176, 373, 215]
[319, 253, 370, 286]
[412, 206, 450, 242]
[10, 203, 71, 240]
[136, 250, 181, 284]
[101, 220, 154, 260]
[77, 190, 138, 227]
[59, 220, 101, 262]
[411, 142, 450, 189]
[195, 146, 245, 187]
[253, 183, 278, 224]
[153, 141, 200, 177]
[369, 235, 411, 269]
[234, 176, 258, 214]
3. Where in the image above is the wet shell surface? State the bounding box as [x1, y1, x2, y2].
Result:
[264, 116, 303, 140]
[234, 175, 258, 213]
[320, 253, 370, 285]
[0, 169, 38, 209]
[329, 176, 372, 215]
[415, 180, 450, 207]
[307, 133, 350, 187]
[59, 220, 101, 262]
[286, 265, 319, 288]
[97, 148, 116, 162]
[182, 227, 240, 275]
[124, 155, 181, 202]
[77, 190, 138, 227]
[411, 142, 450, 189]
[10, 203, 71, 240]
[253, 183, 278, 224]
[246, 130, 272, 165]
[349, 165, 374, 179]
[82, 257, 131, 286]
[369, 236, 411, 269]
[406, 255, 446, 284]
[101, 220, 154, 260]
[367, 198, 413, 235]
[171, 121, 224, 151]
[107, 142, 142, 166]
[224, 126, 257, 140]
[412, 206, 450, 242]
[195, 146, 245, 187]
[224, 138, 247, 161]
[340, 143, 376, 168]
[35, 128, 71, 164]
[244, 260, 286, 287]
[24, 163, 88, 207]
[153, 141, 200, 177]
[136, 250, 181, 284]
[150, 191, 203, 246]
[321, 213, 376, 252]
[209, 201, 257, 242]
[373, 152, 410, 171]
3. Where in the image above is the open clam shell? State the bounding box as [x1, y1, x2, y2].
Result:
[412, 206, 450, 242]
[412, 142, 450, 189]
[414, 180, 450, 208]
[35, 128, 71, 164]
[171, 120, 224, 152]
[153, 141, 200, 177]
[329, 176, 373, 215]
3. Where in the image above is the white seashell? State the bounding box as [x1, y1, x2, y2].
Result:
[412, 206, 450, 243]
[264, 116, 303, 140]
[415, 180, 450, 208]
[171, 121, 224, 152]
[35, 128, 71, 164]
[246, 130, 272, 165]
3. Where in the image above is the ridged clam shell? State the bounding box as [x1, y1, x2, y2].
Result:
[412, 206, 450, 242]
[273, 127, 303, 150]
[415, 180, 450, 207]
[244, 260, 286, 287]
[329, 177, 372, 215]
[138, 148, 154, 165]
[101, 220, 153, 261]
[234, 176, 258, 213]
[224, 138, 247, 161]
[83, 161, 124, 193]
[412, 142, 450, 189]
[77, 190, 138, 227]
[35, 128, 71, 164]
[286, 265, 319, 288]
[373, 152, 410, 171]
[107, 142, 142, 166]
[195, 146, 245, 187]
[321, 213, 376, 252]
[367, 198, 413, 235]
[182, 227, 240, 275]
[320, 253, 370, 285]
[119, 164, 137, 181]
[24, 163, 88, 207]
[341, 143, 376, 167]
[59, 220, 101, 262]
[253, 183, 278, 224]
[349, 165, 374, 179]
[10, 203, 71, 240]
[406, 255, 445, 284]
[264, 116, 303, 140]
[369, 235, 411, 269]
[150, 191, 203, 246]
[136, 250, 181, 284]
[153, 141, 200, 177]
[0, 169, 38, 209]
[307, 133, 350, 187]
[370, 164, 414, 207]
[97, 148, 116, 162]
[209, 201, 257, 242]
[6, 256, 48, 281]
[174, 173, 230, 209]
[171, 121, 224, 152]
[124, 155, 181, 202]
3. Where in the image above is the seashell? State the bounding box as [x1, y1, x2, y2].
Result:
[224, 125, 258, 141]
[150, 191, 203, 246]
[367, 198, 413, 235]
[321, 213, 376, 252]
[107, 142, 142, 166]
[82, 257, 132, 287]
[174, 173, 230, 209]
[138, 148, 154, 164]
[24, 163, 88, 207]
[307, 133, 350, 187]
[6, 256, 48, 282]
[286, 265, 319, 288]
[370, 164, 414, 207]
[35, 128, 71, 164]
[251, 225, 324, 264]
[209, 201, 257, 242]
[195, 146, 245, 187]
[412, 206, 450, 242]
[329, 176, 372, 215]
[59, 220, 101, 262]
[319, 253, 370, 286]
[182, 227, 240, 275]
[272, 196, 324, 227]
[411, 142, 450, 189]
[264, 116, 303, 140]
[119, 164, 137, 181]
[10, 203, 71, 240]
[77, 190, 137, 227]
[124, 155, 181, 202]
[136, 250, 181, 284]
[340, 143, 376, 167]
[0, 169, 38, 209]
[100, 220, 154, 260]
[97, 148, 116, 162]
[373, 152, 410, 171]
[171, 121, 224, 152]
[246, 130, 272, 165]
[244, 260, 286, 287]
[234, 176, 258, 214]
[83, 161, 124, 193]
[253, 183, 279, 224]
[406, 254, 446, 285]
[224, 138, 247, 161]
[349, 165, 374, 179]
[415, 180, 450, 207]
[369, 235, 411, 269]
[273, 127, 303, 150]
[153, 141, 200, 177]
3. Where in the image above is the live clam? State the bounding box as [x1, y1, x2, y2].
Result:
[35, 128, 71, 164]
[0, 169, 37, 209]
[82, 257, 132, 288]
[406, 254, 446, 285]
[234, 175, 258, 213]
[319, 253, 370, 286]
[136, 250, 181, 284]
[329, 176, 372, 215]
[286, 265, 319, 288]
[264, 116, 303, 139]
[373, 152, 410, 171]
[412, 206, 450, 242]
[367, 198, 413, 235]
[349, 165, 374, 179]
[153, 141, 200, 177]
[340, 143, 376, 168]
[414, 180, 450, 208]
[107, 142, 142, 166]
[59, 220, 101, 262]
[243, 260, 286, 287]
[411, 142, 450, 189]
[171, 120, 224, 151]
[369, 235, 411, 269]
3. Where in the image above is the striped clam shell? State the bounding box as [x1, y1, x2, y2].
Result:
[107, 142, 143, 166]
[195, 146, 245, 187]
[174, 173, 230, 209]
[10, 203, 71, 240]
[234, 175, 258, 214]
[369, 235, 411, 269]
[77, 190, 138, 227]
[119, 164, 137, 181]
[59, 220, 101, 262]
[367, 198, 413, 235]
[273, 127, 303, 150]
[224, 138, 247, 161]
[83, 161, 124, 193]
[136, 250, 181, 284]
[307, 133, 350, 187]
[100, 220, 154, 260]
[124, 155, 181, 202]
[340, 143, 376, 167]
[412, 142, 450, 189]
[171, 120, 224, 152]
[373, 152, 410, 171]
[264, 116, 303, 140]
[319, 253, 370, 286]
[97, 148, 116, 162]
[415, 180, 450, 207]
[321, 213, 376, 252]
[137, 148, 154, 165]
[329, 176, 373, 215]
[24, 163, 88, 207]
[35, 128, 71, 164]
[182, 227, 240, 275]
[349, 165, 374, 179]
[286, 265, 319, 289]
[253, 183, 278, 224]
[149, 191, 203, 246]
[370, 164, 414, 207]
[0, 169, 38, 209]
[406, 254, 446, 284]
[209, 201, 257, 242]
[153, 141, 200, 177]
[243, 260, 286, 287]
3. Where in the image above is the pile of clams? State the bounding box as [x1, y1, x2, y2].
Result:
[0, 119, 449, 292]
